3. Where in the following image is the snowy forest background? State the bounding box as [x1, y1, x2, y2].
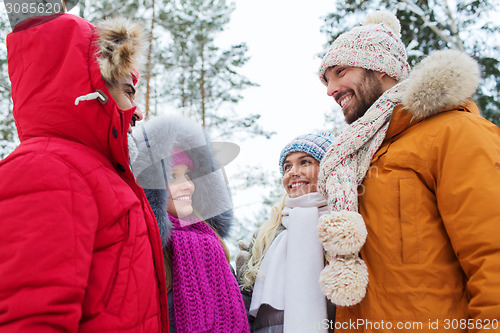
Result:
[0, 0, 499, 261]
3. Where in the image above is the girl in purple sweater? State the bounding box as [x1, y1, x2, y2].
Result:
[131, 115, 249, 333]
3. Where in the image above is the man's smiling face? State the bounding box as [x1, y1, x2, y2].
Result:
[324, 66, 385, 124]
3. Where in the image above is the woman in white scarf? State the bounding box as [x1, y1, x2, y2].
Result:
[238, 132, 334, 333]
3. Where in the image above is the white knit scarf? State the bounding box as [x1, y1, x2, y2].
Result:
[317, 83, 404, 306]
[250, 192, 328, 332]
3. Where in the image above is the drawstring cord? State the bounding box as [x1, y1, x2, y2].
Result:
[74, 90, 108, 105]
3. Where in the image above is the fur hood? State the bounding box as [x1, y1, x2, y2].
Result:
[96, 16, 145, 85]
[7, 14, 144, 165]
[400, 49, 480, 120]
[131, 115, 233, 246]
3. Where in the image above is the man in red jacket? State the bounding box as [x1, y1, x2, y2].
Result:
[0, 13, 168, 332]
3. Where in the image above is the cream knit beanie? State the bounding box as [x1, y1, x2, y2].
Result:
[319, 11, 410, 85]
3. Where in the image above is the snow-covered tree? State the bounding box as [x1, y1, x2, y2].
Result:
[159, 0, 272, 140]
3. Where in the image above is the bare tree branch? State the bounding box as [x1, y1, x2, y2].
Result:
[441, 0, 465, 50]
[144, 0, 156, 119]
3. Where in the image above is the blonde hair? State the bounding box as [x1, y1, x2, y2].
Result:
[242, 195, 287, 290]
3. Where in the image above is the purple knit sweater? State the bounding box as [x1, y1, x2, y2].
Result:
[168, 214, 249, 333]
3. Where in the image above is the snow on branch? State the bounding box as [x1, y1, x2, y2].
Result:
[399, 0, 464, 50]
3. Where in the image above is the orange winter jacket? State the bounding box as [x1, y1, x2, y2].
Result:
[335, 52, 500, 333]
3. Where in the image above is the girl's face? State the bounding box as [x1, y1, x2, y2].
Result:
[282, 152, 320, 198]
[167, 164, 195, 219]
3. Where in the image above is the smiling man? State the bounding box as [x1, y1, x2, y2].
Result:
[324, 66, 394, 125]
[105, 72, 144, 133]
[316, 10, 500, 333]
[0, 14, 168, 332]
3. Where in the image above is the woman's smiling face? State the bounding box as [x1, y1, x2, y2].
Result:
[281, 152, 320, 198]
[167, 164, 195, 218]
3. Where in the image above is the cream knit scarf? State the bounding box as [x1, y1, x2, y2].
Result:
[317, 83, 403, 306]
[250, 192, 328, 332]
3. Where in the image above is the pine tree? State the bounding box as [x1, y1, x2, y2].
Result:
[159, 0, 271, 139]
[320, 0, 500, 125]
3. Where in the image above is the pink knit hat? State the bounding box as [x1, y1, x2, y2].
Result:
[171, 147, 193, 170]
[319, 11, 410, 85]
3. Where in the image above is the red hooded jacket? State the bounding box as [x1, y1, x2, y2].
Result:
[0, 14, 168, 332]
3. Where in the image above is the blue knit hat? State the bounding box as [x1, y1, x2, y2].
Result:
[279, 132, 333, 175]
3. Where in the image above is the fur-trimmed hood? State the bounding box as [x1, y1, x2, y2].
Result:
[131, 115, 233, 246]
[7, 14, 145, 166]
[399, 49, 480, 120]
[96, 16, 145, 85]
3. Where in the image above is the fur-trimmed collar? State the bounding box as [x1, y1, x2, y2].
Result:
[400, 49, 480, 120]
